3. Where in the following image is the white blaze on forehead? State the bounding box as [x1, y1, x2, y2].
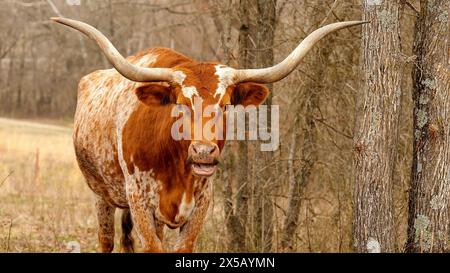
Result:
[172, 70, 199, 105]
[182, 86, 199, 102]
[214, 65, 235, 103]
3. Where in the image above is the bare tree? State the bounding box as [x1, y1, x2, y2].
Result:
[226, 0, 258, 252]
[353, 0, 403, 252]
[280, 4, 323, 252]
[250, 0, 277, 253]
[407, 0, 450, 253]
[222, 0, 277, 252]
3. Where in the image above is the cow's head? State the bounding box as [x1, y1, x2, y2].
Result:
[134, 62, 274, 177]
[51, 17, 365, 177]
[130, 62, 271, 177]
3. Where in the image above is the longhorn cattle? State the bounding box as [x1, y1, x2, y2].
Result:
[51, 17, 364, 252]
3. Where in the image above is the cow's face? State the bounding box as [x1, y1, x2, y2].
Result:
[134, 62, 269, 177]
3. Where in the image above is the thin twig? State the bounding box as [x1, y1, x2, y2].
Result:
[405, 1, 419, 15]
[45, 0, 63, 17]
[0, 171, 14, 188]
[319, 0, 340, 27]
[314, 118, 353, 139]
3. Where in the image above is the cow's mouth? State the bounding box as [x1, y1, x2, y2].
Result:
[191, 163, 217, 177]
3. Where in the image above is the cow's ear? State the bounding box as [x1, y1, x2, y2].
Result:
[231, 82, 269, 106]
[134, 83, 174, 106]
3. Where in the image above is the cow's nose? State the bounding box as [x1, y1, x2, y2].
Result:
[191, 142, 218, 156]
[189, 142, 220, 177]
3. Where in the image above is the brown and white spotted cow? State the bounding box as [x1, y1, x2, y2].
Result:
[51, 17, 364, 252]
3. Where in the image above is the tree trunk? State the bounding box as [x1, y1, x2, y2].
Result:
[282, 123, 299, 251]
[353, 0, 402, 253]
[208, 1, 246, 253]
[16, 42, 26, 111]
[407, 0, 450, 253]
[226, 0, 277, 252]
[252, 0, 277, 253]
[224, 0, 259, 252]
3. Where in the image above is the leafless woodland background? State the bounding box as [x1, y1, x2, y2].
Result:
[0, 0, 448, 253]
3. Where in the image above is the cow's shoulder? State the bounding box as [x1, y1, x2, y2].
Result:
[78, 68, 116, 93]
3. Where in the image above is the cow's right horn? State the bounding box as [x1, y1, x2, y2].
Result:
[233, 21, 367, 84]
[51, 17, 175, 83]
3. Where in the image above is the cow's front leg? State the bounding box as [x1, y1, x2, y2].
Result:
[95, 197, 116, 253]
[174, 185, 212, 253]
[126, 177, 164, 252]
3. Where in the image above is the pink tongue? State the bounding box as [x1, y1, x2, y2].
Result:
[193, 164, 216, 175]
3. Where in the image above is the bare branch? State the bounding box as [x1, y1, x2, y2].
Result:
[0, 171, 13, 188]
[45, 0, 63, 18]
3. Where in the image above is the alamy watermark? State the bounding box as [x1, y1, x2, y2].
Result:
[170, 97, 279, 152]
[65, 0, 81, 6]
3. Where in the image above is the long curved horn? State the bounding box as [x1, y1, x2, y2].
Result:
[50, 17, 174, 82]
[233, 21, 367, 84]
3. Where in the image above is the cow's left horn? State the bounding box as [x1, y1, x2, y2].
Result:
[233, 21, 367, 84]
[51, 17, 175, 83]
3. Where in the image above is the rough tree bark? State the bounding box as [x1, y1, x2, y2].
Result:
[407, 0, 450, 253]
[209, 2, 248, 253]
[353, 0, 402, 253]
[225, 0, 258, 252]
[225, 0, 277, 252]
[251, 0, 277, 253]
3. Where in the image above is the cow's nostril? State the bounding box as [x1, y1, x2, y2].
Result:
[208, 145, 217, 155]
[192, 145, 198, 154]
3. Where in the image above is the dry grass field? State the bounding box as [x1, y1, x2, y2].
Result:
[0, 118, 98, 252]
[0, 118, 227, 253]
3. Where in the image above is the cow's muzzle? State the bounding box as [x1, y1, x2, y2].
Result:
[188, 141, 220, 177]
